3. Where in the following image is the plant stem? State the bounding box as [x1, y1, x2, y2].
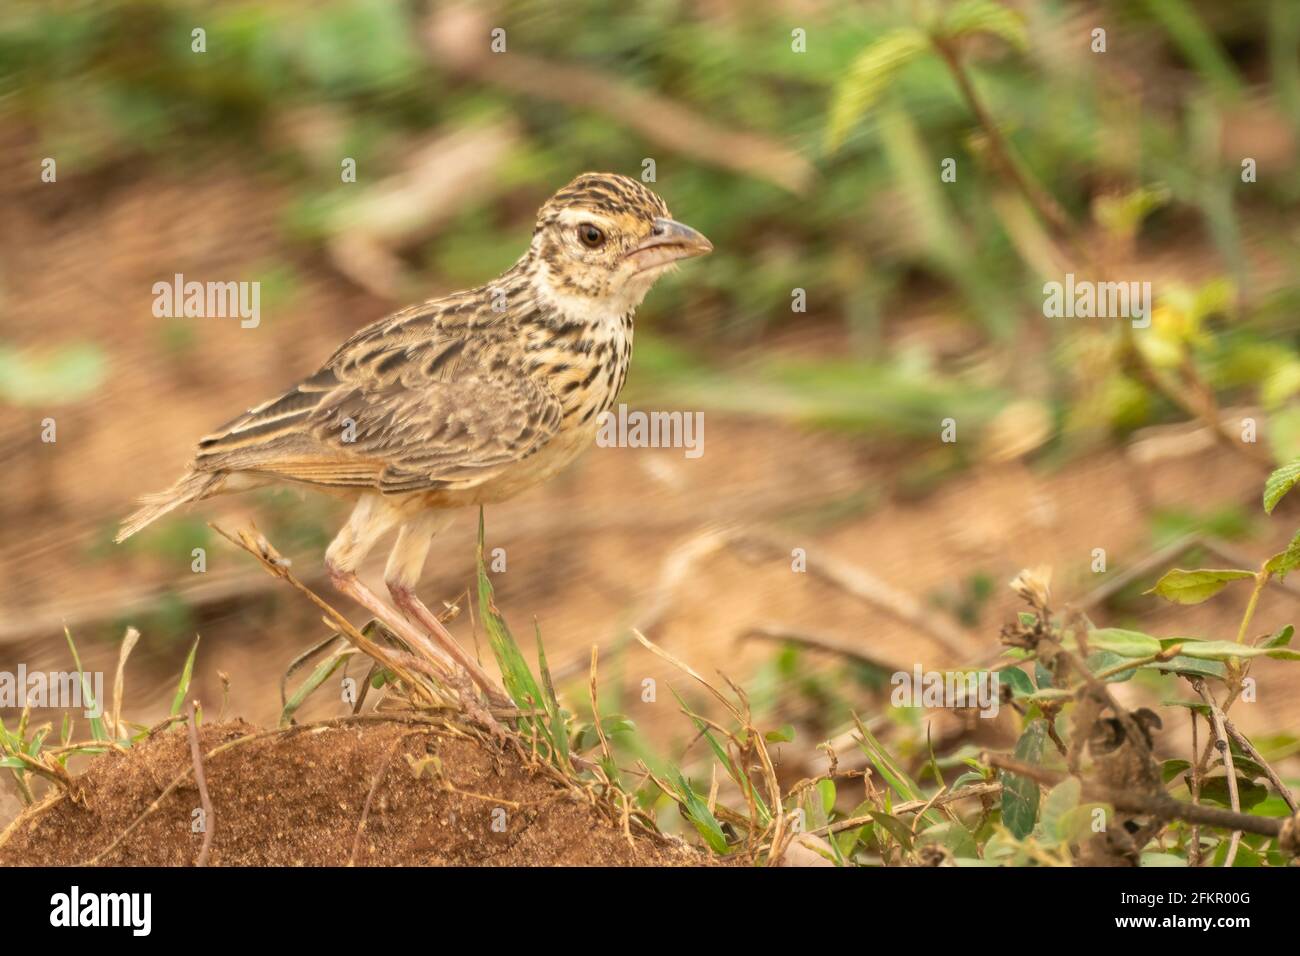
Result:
[1189, 714, 1202, 866]
[933, 38, 1077, 250]
[1235, 570, 1269, 644]
[1092, 653, 1162, 682]
[1195, 683, 1242, 866]
[983, 753, 1287, 839]
[1223, 715, 1300, 813]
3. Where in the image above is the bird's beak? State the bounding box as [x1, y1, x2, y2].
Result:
[627, 217, 713, 273]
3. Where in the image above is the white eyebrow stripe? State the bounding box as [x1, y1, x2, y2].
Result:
[555, 208, 619, 227]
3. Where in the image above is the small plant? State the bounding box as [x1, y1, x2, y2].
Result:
[971, 461, 1300, 866]
[0, 627, 197, 805]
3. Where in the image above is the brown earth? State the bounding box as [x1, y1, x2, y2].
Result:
[0, 718, 707, 866]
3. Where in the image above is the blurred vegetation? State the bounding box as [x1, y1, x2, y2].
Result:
[2, 0, 1297, 462]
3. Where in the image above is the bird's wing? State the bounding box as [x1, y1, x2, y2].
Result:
[193, 311, 564, 494]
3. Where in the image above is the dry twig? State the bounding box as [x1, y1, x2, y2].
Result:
[185, 701, 214, 867]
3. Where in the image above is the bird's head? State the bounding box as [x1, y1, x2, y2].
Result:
[526, 172, 712, 317]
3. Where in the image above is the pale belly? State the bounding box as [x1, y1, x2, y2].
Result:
[409, 423, 598, 509]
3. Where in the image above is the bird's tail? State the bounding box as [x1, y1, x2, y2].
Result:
[115, 470, 223, 543]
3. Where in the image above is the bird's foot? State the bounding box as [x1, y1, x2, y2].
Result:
[387, 582, 513, 712]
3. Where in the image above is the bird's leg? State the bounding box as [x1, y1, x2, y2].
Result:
[324, 494, 458, 675]
[328, 559, 507, 740]
[385, 517, 512, 710]
[324, 562, 456, 674]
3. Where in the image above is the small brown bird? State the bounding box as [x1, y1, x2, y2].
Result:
[118, 172, 711, 697]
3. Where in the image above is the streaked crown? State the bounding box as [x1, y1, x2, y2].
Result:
[536, 172, 670, 228]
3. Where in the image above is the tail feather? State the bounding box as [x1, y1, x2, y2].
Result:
[115, 471, 223, 543]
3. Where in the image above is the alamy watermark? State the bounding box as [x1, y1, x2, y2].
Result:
[890, 666, 1000, 718]
[50, 886, 151, 936]
[1043, 273, 1151, 328]
[596, 403, 704, 459]
[0, 665, 103, 718]
[152, 273, 260, 328]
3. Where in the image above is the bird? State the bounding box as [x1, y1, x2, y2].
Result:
[116, 172, 711, 702]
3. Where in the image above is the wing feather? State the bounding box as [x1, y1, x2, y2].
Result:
[191, 301, 563, 494]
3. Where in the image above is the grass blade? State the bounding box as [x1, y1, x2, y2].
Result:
[535, 622, 569, 769]
[63, 627, 106, 742]
[280, 649, 353, 727]
[475, 509, 550, 743]
[170, 636, 201, 717]
[670, 770, 730, 854]
[111, 627, 140, 741]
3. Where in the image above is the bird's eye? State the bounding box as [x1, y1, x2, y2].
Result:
[578, 224, 605, 248]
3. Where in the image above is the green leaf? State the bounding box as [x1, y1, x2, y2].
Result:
[1213, 841, 1262, 867]
[1263, 457, 1300, 514]
[765, 724, 796, 743]
[1145, 641, 1230, 677]
[1197, 775, 1268, 811]
[25, 726, 49, 756]
[671, 772, 729, 854]
[1086, 650, 1139, 683]
[1145, 568, 1255, 605]
[1094, 184, 1171, 238]
[999, 665, 1035, 697]
[169, 636, 200, 718]
[825, 29, 929, 152]
[1038, 777, 1081, 845]
[1174, 641, 1300, 662]
[1083, 627, 1162, 658]
[0, 718, 19, 752]
[1162, 699, 1212, 717]
[1263, 531, 1300, 580]
[917, 820, 978, 858]
[818, 778, 836, 817]
[869, 810, 915, 851]
[952, 770, 987, 790]
[1000, 718, 1046, 839]
[1260, 624, 1294, 649]
[1218, 755, 1269, 781]
[571, 716, 634, 753]
[1054, 804, 1109, 845]
[1145, 655, 1228, 679]
[938, 0, 1029, 51]
[834, 801, 872, 856]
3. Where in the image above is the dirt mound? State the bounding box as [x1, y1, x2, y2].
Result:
[0, 718, 705, 866]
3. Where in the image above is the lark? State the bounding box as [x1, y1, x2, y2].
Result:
[118, 172, 711, 700]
